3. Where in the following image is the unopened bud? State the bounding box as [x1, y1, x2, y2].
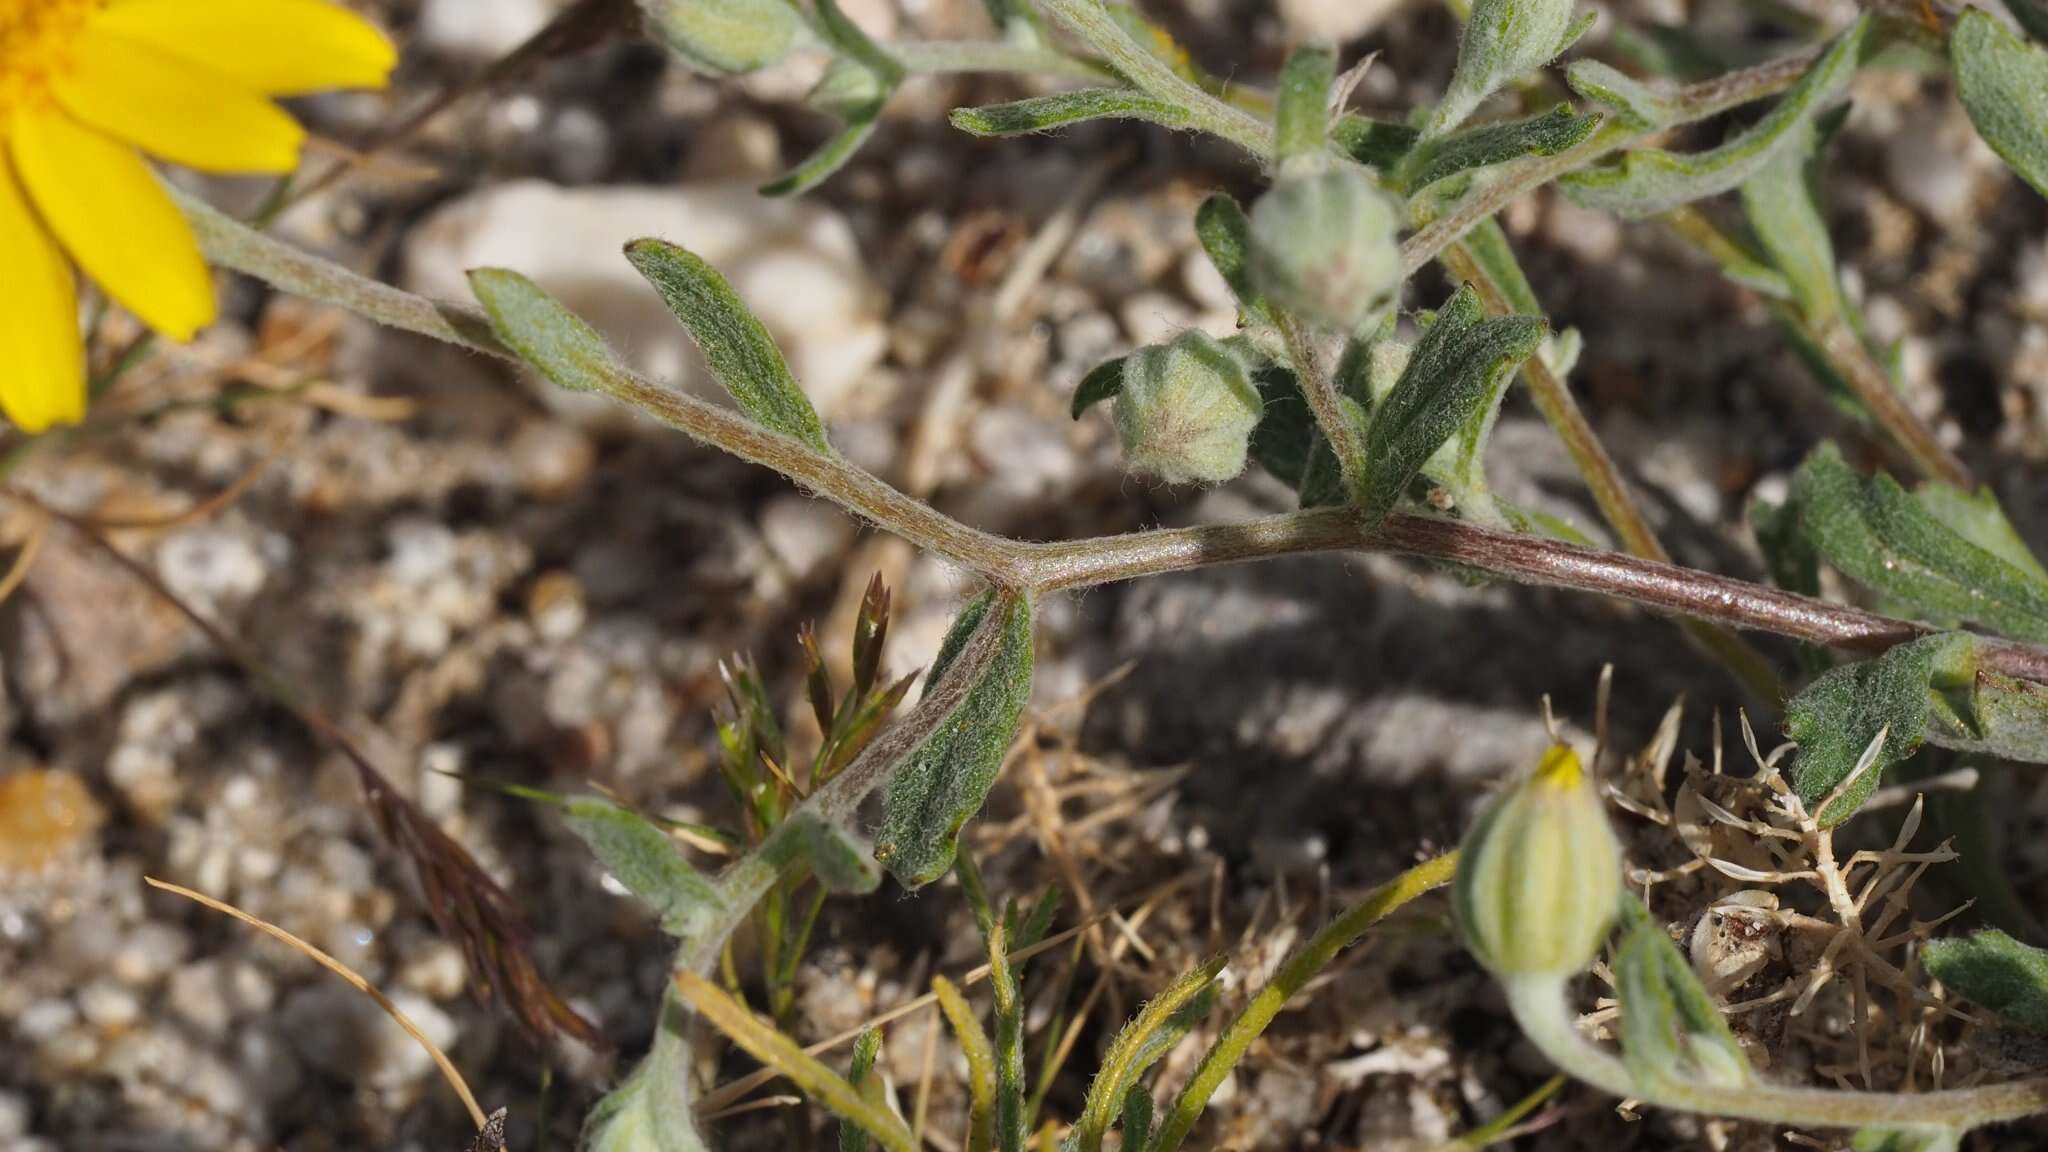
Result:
[639, 0, 800, 76]
[1112, 331, 1263, 485]
[1248, 165, 1401, 334]
[1455, 744, 1622, 977]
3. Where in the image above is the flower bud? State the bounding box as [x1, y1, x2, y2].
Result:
[1248, 165, 1402, 334]
[1112, 331, 1264, 485]
[638, 0, 800, 76]
[1455, 744, 1622, 978]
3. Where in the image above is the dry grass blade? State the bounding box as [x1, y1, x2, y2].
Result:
[144, 877, 493, 1137]
[676, 970, 920, 1152]
[0, 507, 46, 609]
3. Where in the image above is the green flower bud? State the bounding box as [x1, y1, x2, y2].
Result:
[1248, 165, 1402, 334]
[1112, 330, 1264, 486]
[639, 0, 800, 76]
[1455, 744, 1622, 978]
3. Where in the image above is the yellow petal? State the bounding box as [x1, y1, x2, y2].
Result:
[54, 28, 305, 173]
[90, 0, 397, 96]
[0, 158, 86, 432]
[11, 111, 216, 341]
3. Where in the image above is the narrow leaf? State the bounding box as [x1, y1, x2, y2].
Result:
[815, 0, 903, 81]
[783, 812, 885, 894]
[677, 971, 919, 1152]
[1851, 1129, 1962, 1152]
[1786, 633, 1975, 826]
[1738, 121, 1842, 325]
[1330, 114, 1420, 169]
[1953, 10, 2048, 200]
[1924, 929, 2048, 1032]
[1072, 957, 1226, 1152]
[1357, 285, 1544, 529]
[988, 923, 1027, 1152]
[582, 1039, 711, 1152]
[1402, 105, 1603, 192]
[951, 88, 1192, 136]
[1427, 0, 1587, 137]
[1561, 17, 1866, 218]
[934, 977, 998, 1152]
[875, 592, 1036, 888]
[1564, 59, 1674, 129]
[1792, 443, 2048, 643]
[468, 268, 619, 394]
[1614, 899, 1751, 1091]
[1120, 1085, 1154, 1152]
[623, 239, 832, 449]
[559, 797, 724, 939]
[1914, 483, 2048, 582]
[840, 1029, 886, 1152]
[761, 109, 886, 198]
[1273, 43, 1337, 163]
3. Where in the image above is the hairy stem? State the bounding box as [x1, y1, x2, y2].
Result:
[184, 190, 2048, 689]
[1439, 240, 1782, 701]
[1034, 0, 1273, 160]
[1277, 313, 1366, 494]
[1504, 973, 2048, 1131]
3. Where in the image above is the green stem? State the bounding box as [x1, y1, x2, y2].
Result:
[1503, 972, 2048, 1132]
[1034, 0, 1273, 160]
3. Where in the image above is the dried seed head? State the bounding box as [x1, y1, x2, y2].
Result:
[1248, 164, 1401, 334]
[1112, 330, 1264, 485]
[1455, 744, 1623, 978]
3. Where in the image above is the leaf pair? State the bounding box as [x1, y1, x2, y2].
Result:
[1613, 898, 1752, 1093]
[470, 239, 831, 451]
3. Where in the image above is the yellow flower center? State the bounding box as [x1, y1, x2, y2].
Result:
[0, 0, 103, 123]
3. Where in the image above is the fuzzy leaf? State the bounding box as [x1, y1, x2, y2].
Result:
[468, 269, 619, 394]
[1331, 114, 1421, 169]
[1274, 43, 1336, 162]
[582, 1043, 710, 1152]
[1750, 495, 1821, 597]
[783, 813, 885, 894]
[1786, 633, 1976, 826]
[1357, 285, 1545, 529]
[933, 976, 997, 1152]
[839, 1029, 885, 1152]
[1739, 121, 1842, 325]
[1614, 899, 1752, 1091]
[1792, 443, 2048, 643]
[1070, 356, 1128, 419]
[1561, 18, 1865, 218]
[951, 88, 1192, 136]
[1850, 1128, 1963, 1152]
[560, 797, 724, 939]
[1071, 958, 1226, 1152]
[1564, 59, 1674, 129]
[1953, 11, 2048, 200]
[1924, 929, 2048, 1032]
[1926, 668, 2048, 767]
[1428, 0, 1589, 137]
[623, 239, 832, 449]
[761, 109, 886, 197]
[1915, 484, 2048, 581]
[814, 0, 902, 80]
[875, 593, 1036, 888]
[1402, 105, 1603, 192]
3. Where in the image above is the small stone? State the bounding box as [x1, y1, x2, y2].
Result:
[760, 496, 856, 583]
[1276, 0, 1404, 40]
[0, 1090, 28, 1139]
[0, 769, 103, 879]
[398, 940, 469, 1001]
[281, 983, 459, 1091]
[683, 113, 784, 183]
[111, 922, 190, 988]
[1118, 290, 1198, 347]
[167, 961, 235, 1035]
[417, 0, 551, 58]
[77, 980, 142, 1031]
[527, 570, 588, 642]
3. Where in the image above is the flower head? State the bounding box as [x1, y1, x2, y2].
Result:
[1455, 743, 1623, 978]
[1, 0, 396, 431]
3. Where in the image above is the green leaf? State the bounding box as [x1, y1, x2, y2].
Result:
[1915, 483, 2048, 583]
[1613, 898, 1752, 1092]
[623, 239, 832, 450]
[875, 593, 1036, 888]
[1924, 929, 2048, 1032]
[1071, 957, 1226, 1152]
[1792, 443, 2048, 643]
[1953, 10, 2048, 200]
[1401, 105, 1603, 192]
[1070, 356, 1128, 419]
[1564, 59, 1675, 129]
[814, 0, 904, 81]
[761, 110, 886, 197]
[1357, 285, 1545, 529]
[1427, 0, 1588, 138]
[950, 88, 1193, 136]
[1749, 494, 1821, 602]
[1561, 17, 1866, 218]
[1738, 121, 1842, 325]
[1330, 114, 1420, 169]
[987, 922, 1027, 1152]
[559, 797, 725, 939]
[1273, 43, 1336, 163]
[784, 813, 885, 894]
[933, 976, 998, 1152]
[582, 1039, 711, 1152]
[1928, 666, 2048, 767]
[468, 268, 619, 395]
[1119, 1085, 1154, 1152]
[1786, 633, 1975, 826]
[839, 1029, 885, 1152]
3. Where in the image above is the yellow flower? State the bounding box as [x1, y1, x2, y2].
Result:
[1, 0, 395, 432]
